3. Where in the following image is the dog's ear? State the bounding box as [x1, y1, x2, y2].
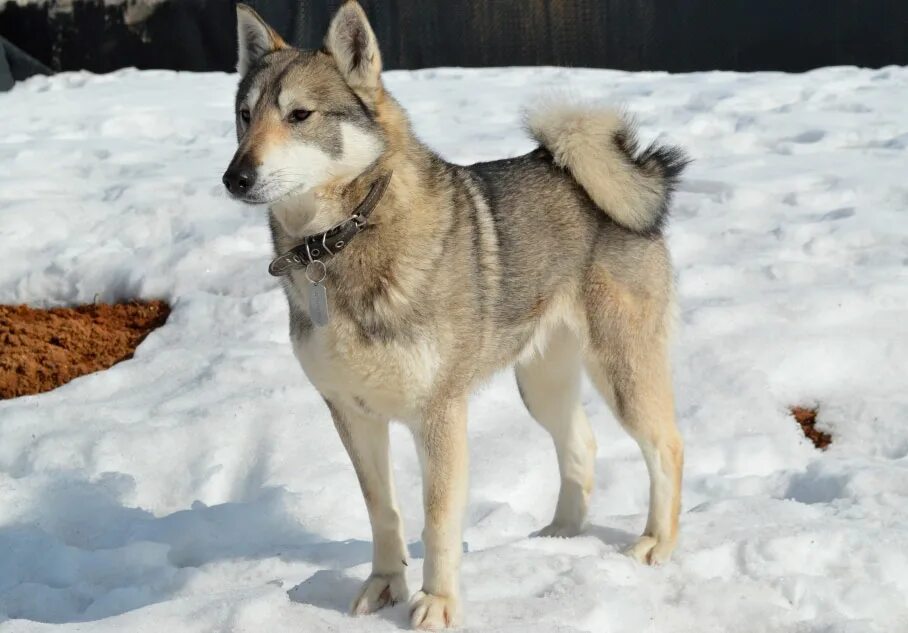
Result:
[325, 1, 383, 96]
[236, 4, 287, 77]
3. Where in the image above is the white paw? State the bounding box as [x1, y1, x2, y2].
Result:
[626, 535, 675, 565]
[531, 521, 583, 538]
[409, 590, 461, 630]
[351, 572, 408, 616]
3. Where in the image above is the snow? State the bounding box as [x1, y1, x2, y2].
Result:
[1, 65, 907, 632]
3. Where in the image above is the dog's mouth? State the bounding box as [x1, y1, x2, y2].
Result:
[230, 181, 308, 206]
[230, 192, 267, 205]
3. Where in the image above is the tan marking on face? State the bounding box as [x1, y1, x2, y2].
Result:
[246, 115, 290, 165]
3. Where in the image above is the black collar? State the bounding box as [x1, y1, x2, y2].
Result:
[268, 172, 392, 277]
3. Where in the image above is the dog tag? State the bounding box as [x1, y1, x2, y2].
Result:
[306, 260, 330, 327]
[309, 281, 329, 327]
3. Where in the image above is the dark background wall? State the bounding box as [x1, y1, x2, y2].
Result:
[2, 0, 907, 75]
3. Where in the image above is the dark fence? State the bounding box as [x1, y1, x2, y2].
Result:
[0, 0, 235, 73]
[2, 0, 907, 75]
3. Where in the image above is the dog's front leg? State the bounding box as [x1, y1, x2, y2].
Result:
[326, 400, 409, 615]
[409, 395, 468, 630]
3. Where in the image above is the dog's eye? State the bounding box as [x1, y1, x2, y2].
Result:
[240, 108, 251, 123]
[289, 109, 312, 123]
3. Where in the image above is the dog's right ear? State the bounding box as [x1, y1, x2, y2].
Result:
[236, 4, 287, 77]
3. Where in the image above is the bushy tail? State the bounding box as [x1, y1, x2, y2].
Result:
[525, 102, 689, 235]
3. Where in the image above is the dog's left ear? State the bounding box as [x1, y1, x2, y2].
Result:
[325, 1, 383, 96]
[236, 4, 287, 77]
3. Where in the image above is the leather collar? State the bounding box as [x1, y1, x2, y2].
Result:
[268, 172, 392, 277]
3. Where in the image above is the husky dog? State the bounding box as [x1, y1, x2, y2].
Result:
[223, 2, 687, 628]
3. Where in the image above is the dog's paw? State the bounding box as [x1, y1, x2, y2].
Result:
[409, 590, 461, 630]
[351, 572, 408, 616]
[530, 521, 583, 538]
[626, 535, 675, 565]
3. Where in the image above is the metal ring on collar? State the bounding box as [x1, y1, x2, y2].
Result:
[305, 259, 327, 284]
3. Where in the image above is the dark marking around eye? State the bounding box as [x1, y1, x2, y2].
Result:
[240, 108, 251, 123]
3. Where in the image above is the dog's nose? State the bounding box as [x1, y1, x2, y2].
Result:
[222, 167, 256, 195]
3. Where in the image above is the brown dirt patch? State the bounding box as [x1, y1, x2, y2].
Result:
[0, 300, 170, 399]
[790, 406, 832, 450]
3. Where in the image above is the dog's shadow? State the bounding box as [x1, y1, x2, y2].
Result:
[287, 569, 363, 613]
[585, 524, 638, 551]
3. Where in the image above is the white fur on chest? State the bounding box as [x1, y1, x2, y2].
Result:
[287, 289, 440, 422]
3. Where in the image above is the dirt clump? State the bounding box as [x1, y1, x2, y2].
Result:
[790, 406, 832, 450]
[0, 300, 170, 399]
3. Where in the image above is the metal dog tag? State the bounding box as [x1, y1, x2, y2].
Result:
[309, 281, 329, 327]
[306, 261, 330, 327]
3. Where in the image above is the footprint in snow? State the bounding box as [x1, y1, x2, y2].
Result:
[791, 129, 826, 144]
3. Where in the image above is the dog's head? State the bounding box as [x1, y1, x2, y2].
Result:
[223, 2, 386, 205]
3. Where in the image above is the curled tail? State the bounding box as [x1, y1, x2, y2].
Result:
[525, 103, 689, 235]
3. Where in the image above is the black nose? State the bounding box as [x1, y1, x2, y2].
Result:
[222, 167, 256, 195]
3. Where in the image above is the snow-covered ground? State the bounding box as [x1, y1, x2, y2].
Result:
[1, 66, 907, 632]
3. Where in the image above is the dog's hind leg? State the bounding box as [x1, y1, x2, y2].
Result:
[326, 400, 409, 615]
[582, 266, 683, 565]
[516, 326, 596, 537]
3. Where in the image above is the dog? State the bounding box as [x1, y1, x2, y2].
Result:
[223, 2, 688, 628]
